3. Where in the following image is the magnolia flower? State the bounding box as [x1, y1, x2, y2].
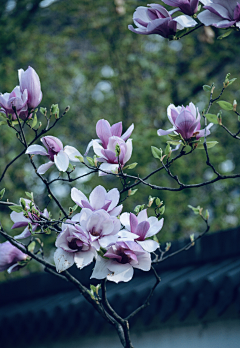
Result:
[161, 0, 199, 16]
[157, 102, 213, 141]
[93, 136, 132, 176]
[128, 4, 197, 38]
[91, 241, 151, 283]
[119, 209, 163, 252]
[18, 66, 42, 109]
[25, 135, 82, 174]
[54, 223, 97, 272]
[0, 241, 28, 273]
[72, 208, 121, 250]
[71, 185, 123, 216]
[85, 119, 134, 155]
[10, 199, 49, 239]
[0, 86, 28, 120]
[198, 0, 240, 28]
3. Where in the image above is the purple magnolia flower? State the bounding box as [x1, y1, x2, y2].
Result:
[18, 66, 42, 109]
[26, 135, 82, 174]
[128, 4, 197, 38]
[161, 0, 199, 15]
[54, 223, 97, 272]
[198, 0, 240, 28]
[71, 185, 123, 217]
[0, 86, 28, 120]
[93, 136, 132, 176]
[157, 102, 213, 141]
[0, 241, 28, 273]
[119, 209, 163, 252]
[85, 119, 134, 155]
[72, 208, 121, 250]
[10, 199, 49, 239]
[91, 241, 151, 283]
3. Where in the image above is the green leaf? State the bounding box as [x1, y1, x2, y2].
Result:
[167, 140, 181, 146]
[25, 192, 34, 200]
[28, 241, 36, 253]
[69, 204, 78, 213]
[205, 113, 218, 124]
[155, 197, 161, 206]
[188, 205, 201, 215]
[168, 134, 182, 141]
[31, 113, 38, 129]
[20, 198, 26, 209]
[86, 157, 95, 166]
[165, 143, 171, 156]
[0, 120, 8, 126]
[203, 85, 211, 92]
[159, 205, 165, 215]
[0, 188, 5, 200]
[128, 189, 138, 196]
[228, 78, 237, 86]
[217, 101, 233, 111]
[50, 104, 59, 118]
[151, 146, 162, 159]
[68, 163, 74, 171]
[75, 155, 84, 162]
[124, 162, 138, 170]
[40, 107, 47, 115]
[217, 29, 233, 40]
[9, 205, 23, 213]
[197, 141, 218, 149]
[115, 143, 121, 157]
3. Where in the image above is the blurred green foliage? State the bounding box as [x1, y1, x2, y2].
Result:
[1, 0, 240, 279]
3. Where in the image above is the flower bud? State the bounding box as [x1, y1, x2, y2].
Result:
[18, 66, 42, 109]
[233, 100, 237, 112]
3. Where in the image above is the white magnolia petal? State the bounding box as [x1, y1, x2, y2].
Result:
[98, 163, 119, 176]
[37, 161, 54, 174]
[174, 15, 197, 30]
[71, 187, 89, 207]
[90, 256, 109, 279]
[14, 227, 31, 240]
[198, 10, 223, 26]
[10, 211, 28, 223]
[54, 150, 69, 172]
[74, 248, 96, 269]
[109, 205, 123, 217]
[25, 144, 48, 156]
[93, 140, 104, 157]
[133, 252, 151, 271]
[121, 123, 134, 141]
[64, 145, 82, 162]
[123, 139, 132, 164]
[146, 218, 164, 238]
[105, 188, 120, 211]
[54, 248, 74, 273]
[99, 234, 118, 248]
[118, 230, 139, 241]
[137, 209, 148, 223]
[120, 212, 130, 230]
[71, 213, 81, 222]
[107, 262, 134, 283]
[89, 185, 106, 210]
[137, 240, 159, 252]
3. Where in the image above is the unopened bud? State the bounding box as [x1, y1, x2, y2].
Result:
[233, 100, 237, 112]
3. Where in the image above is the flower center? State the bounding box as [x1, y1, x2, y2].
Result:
[68, 239, 83, 252]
